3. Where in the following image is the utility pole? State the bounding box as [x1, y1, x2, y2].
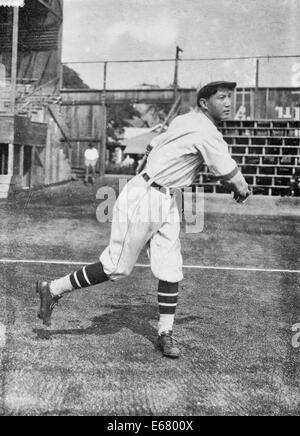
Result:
[255, 58, 260, 90]
[11, 6, 19, 115]
[99, 62, 108, 177]
[253, 58, 260, 119]
[173, 46, 183, 103]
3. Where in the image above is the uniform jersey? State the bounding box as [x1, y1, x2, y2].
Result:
[85, 148, 99, 161]
[100, 111, 240, 285]
[145, 110, 238, 189]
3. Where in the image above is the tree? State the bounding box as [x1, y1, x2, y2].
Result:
[107, 103, 141, 145]
[62, 66, 141, 144]
[62, 65, 89, 89]
[62, 70, 173, 144]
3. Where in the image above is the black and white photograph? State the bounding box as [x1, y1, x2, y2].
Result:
[0, 0, 299, 418]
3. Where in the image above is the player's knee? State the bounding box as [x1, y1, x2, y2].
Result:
[103, 262, 134, 281]
[107, 269, 132, 281]
[152, 268, 184, 283]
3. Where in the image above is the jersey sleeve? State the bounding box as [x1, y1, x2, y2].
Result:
[148, 116, 185, 153]
[196, 130, 239, 180]
[146, 131, 169, 156]
[150, 131, 169, 149]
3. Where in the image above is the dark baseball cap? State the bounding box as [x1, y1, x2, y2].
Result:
[197, 81, 237, 105]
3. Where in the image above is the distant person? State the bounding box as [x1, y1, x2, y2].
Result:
[121, 155, 134, 167]
[84, 144, 99, 184]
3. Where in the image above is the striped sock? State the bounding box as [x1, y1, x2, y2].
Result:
[50, 262, 109, 296]
[69, 262, 109, 289]
[157, 280, 179, 335]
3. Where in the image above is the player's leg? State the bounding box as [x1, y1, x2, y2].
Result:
[84, 163, 89, 184]
[99, 175, 170, 281]
[37, 175, 166, 326]
[157, 280, 180, 358]
[91, 163, 96, 183]
[149, 196, 183, 358]
[37, 177, 145, 326]
[37, 262, 109, 326]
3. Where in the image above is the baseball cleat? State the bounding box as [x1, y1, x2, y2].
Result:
[36, 281, 61, 327]
[158, 331, 180, 358]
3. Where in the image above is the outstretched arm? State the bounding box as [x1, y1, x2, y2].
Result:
[225, 170, 251, 203]
[197, 130, 251, 204]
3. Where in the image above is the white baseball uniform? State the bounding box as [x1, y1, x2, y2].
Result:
[100, 110, 239, 283]
[85, 147, 99, 167]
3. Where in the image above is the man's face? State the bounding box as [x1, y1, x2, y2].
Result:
[204, 88, 233, 122]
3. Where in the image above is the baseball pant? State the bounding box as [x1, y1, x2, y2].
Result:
[85, 159, 97, 182]
[100, 174, 184, 283]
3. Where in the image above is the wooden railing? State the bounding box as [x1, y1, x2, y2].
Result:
[0, 79, 60, 119]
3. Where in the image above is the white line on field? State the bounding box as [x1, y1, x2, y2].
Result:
[0, 258, 299, 274]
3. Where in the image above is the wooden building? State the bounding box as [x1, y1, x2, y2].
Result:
[0, 0, 63, 91]
[0, 0, 70, 199]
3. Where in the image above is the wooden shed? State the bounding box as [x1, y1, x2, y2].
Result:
[0, 115, 47, 197]
[0, 1, 71, 199]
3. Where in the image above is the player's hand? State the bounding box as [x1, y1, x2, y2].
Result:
[226, 170, 251, 204]
[233, 188, 251, 204]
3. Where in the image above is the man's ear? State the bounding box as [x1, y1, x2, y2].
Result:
[199, 98, 208, 110]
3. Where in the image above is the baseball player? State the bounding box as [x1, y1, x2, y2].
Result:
[36, 81, 250, 359]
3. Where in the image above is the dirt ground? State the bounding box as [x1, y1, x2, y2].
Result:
[0, 179, 299, 416]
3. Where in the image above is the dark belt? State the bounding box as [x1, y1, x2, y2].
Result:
[142, 173, 177, 195]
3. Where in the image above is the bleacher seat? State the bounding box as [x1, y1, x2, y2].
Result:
[196, 120, 300, 196]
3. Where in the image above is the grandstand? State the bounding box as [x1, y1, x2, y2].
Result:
[199, 119, 300, 196]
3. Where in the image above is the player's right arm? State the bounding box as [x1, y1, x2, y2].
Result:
[225, 170, 251, 203]
[197, 129, 251, 203]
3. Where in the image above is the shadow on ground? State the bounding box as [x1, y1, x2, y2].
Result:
[33, 304, 159, 346]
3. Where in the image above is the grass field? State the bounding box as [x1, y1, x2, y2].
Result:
[0, 180, 299, 416]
